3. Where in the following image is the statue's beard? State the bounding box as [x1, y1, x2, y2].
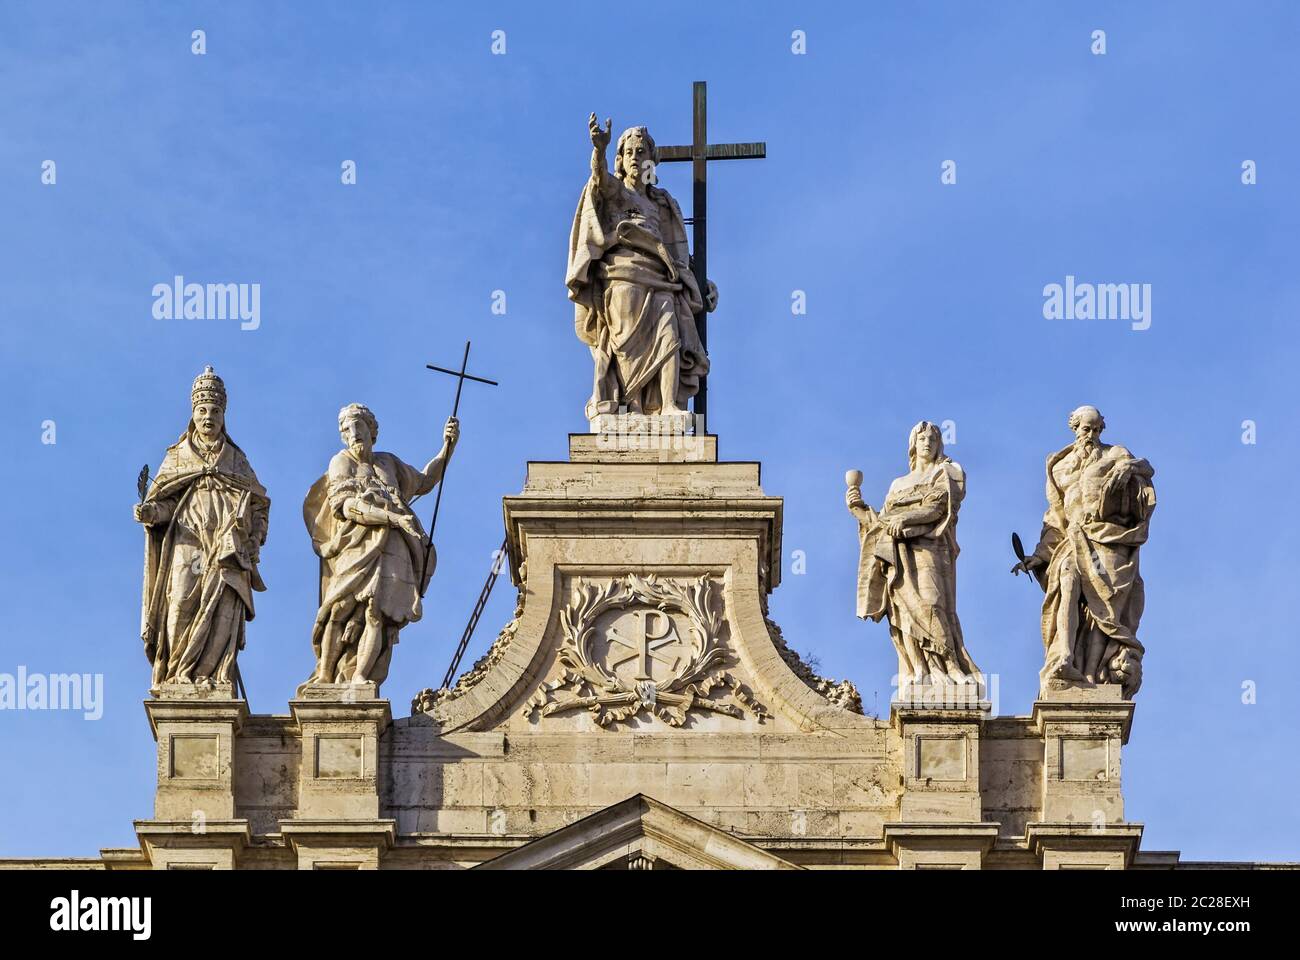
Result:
[622, 164, 647, 187]
[1074, 437, 1099, 461]
[348, 440, 370, 459]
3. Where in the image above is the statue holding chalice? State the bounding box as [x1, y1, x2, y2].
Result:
[844, 422, 981, 697]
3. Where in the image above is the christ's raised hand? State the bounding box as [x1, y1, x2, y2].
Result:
[589, 113, 612, 151]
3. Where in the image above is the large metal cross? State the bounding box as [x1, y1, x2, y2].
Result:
[656, 81, 766, 430]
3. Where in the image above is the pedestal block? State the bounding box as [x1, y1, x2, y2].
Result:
[892, 701, 989, 821]
[288, 685, 391, 820]
[886, 699, 999, 869]
[144, 685, 248, 822]
[281, 686, 394, 868]
[1026, 684, 1140, 868]
[1031, 684, 1133, 825]
[584, 413, 710, 463]
[139, 686, 251, 869]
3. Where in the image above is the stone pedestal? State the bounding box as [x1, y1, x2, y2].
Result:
[1031, 684, 1133, 824]
[586, 412, 702, 451]
[886, 700, 999, 868]
[1026, 684, 1140, 868]
[138, 685, 250, 869]
[282, 686, 393, 868]
[288, 685, 390, 819]
[572, 422, 715, 464]
[144, 686, 247, 822]
[892, 701, 989, 821]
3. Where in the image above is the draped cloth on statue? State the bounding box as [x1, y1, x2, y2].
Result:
[303, 450, 433, 676]
[1030, 443, 1155, 696]
[140, 431, 268, 687]
[566, 175, 708, 415]
[855, 460, 979, 678]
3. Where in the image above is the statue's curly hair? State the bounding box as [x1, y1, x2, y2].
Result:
[338, 402, 379, 441]
[1067, 405, 1105, 434]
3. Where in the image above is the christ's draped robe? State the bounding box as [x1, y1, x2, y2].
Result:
[856, 459, 979, 685]
[567, 172, 708, 417]
[140, 430, 269, 688]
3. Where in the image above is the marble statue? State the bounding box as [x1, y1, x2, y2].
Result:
[1011, 405, 1154, 698]
[301, 404, 458, 691]
[566, 114, 717, 421]
[846, 421, 980, 694]
[136, 366, 270, 692]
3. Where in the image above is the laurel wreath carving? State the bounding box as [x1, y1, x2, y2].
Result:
[524, 574, 768, 728]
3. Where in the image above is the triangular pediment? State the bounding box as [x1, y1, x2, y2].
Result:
[474, 795, 801, 870]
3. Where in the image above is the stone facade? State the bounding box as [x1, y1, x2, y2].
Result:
[0, 429, 1250, 870]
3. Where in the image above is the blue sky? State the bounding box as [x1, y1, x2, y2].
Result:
[1, 1, 1297, 861]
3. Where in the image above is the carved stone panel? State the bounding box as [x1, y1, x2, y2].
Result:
[524, 574, 768, 728]
[1060, 737, 1109, 782]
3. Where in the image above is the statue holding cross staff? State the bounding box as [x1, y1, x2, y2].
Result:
[299, 344, 496, 693]
[300, 405, 458, 691]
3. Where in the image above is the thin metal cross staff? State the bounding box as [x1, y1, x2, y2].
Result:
[418, 340, 498, 597]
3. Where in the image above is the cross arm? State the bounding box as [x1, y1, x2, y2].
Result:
[656, 142, 767, 163]
[425, 363, 499, 386]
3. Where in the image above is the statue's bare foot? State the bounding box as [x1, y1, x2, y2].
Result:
[660, 405, 689, 417]
[1049, 661, 1086, 683]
